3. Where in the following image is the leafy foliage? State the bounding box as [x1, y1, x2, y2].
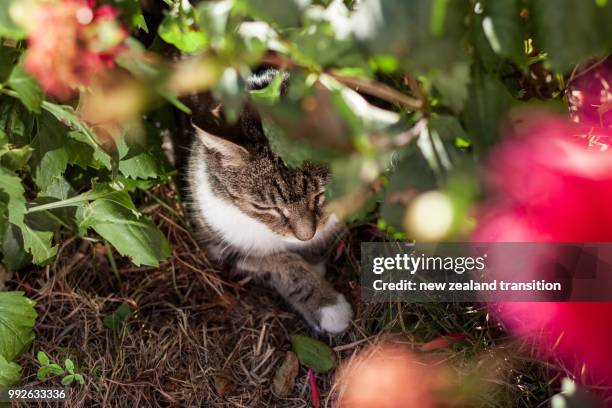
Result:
[37, 351, 85, 386]
[290, 335, 336, 373]
[0, 0, 609, 402]
[0, 292, 36, 387]
[0, 0, 609, 272]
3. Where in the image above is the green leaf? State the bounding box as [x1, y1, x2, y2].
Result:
[61, 374, 74, 386]
[77, 189, 171, 266]
[0, 291, 37, 362]
[30, 113, 70, 189]
[239, 0, 307, 28]
[481, 0, 525, 64]
[8, 62, 43, 113]
[37, 365, 52, 381]
[530, 0, 612, 71]
[103, 303, 131, 332]
[431, 62, 470, 113]
[351, 0, 469, 72]
[74, 373, 85, 385]
[64, 358, 74, 373]
[0, 0, 26, 39]
[0, 145, 33, 172]
[290, 335, 336, 373]
[0, 46, 19, 83]
[100, 0, 147, 31]
[40, 101, 112, 169]
[118, 144, 164, 180]
[249, 71, 284, 105]
[0, 355, 21, 388]
[159, 7, 208, 53]
[462, 73, 513, 152]
[380, 147, 437, 232]
[1, 224, 30, 271]
[37, 351, 50, 366]
[49, 363, 64, 375]
[0, 167, 57, 264]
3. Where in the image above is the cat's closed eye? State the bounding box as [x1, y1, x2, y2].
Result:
[249, 202, 289, 219]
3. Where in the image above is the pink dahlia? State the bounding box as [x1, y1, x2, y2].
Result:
[24, 0, 127, 100]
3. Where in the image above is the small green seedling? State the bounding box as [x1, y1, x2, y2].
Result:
[37, 352, 85, 386]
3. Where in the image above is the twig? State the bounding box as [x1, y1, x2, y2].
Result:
[328, 72, 422, 110]
[261, 53, 423, 111]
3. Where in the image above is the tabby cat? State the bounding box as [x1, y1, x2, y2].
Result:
[185, 71, 353, 334]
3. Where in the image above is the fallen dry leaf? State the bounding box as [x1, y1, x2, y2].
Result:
[272, 351, 299, 397]
[213, 374, 235, 397]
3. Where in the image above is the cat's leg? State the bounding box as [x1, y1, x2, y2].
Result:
[236, 252, 353, 334]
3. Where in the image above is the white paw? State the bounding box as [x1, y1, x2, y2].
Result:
[318, 294, 353, 334]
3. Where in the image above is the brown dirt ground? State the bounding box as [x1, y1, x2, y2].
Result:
[8, 183, 561, 408]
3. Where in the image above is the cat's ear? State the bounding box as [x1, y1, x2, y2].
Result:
[193, 124, 249, 166]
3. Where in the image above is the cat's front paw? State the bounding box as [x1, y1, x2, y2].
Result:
[317, 294, 353, 334]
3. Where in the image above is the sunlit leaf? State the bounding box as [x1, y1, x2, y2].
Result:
[290, 335, 336, 373]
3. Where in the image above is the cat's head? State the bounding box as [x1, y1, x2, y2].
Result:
[193, 126, 331, 242]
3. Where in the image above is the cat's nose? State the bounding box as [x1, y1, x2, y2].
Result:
[291, 219, 316, 241]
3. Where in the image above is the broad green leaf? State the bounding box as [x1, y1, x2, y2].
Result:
[0, 167, 56, 264]
[0, 291, 37, 362]
[0, 97, 35, 146]
[37, 365, 52, 381]
[430, 62, 470, 113]
[100, 0, 147, 31]
[118, 144, 164, 180]
[249, 71, 284, 105]
[37, 351, 50, 365]
[350, 0, 469, 72]
[1, 224, 30, 271]
[64, 358, 74, 373]
[462, 73, 513, 152]
[380, 147, 437, 232]
[238, 0, 307, 28]
[61, 374, 74, 386]
[41, 101, 112, 169]
[0, 46, 19, 83]
[40, 177, 74, 201]
[30, 113, 70, 190]
[530, 0, 612, 71]
[482, 0, 525, 64]
[290, 335, 336, 373]
[8, 62, 43, 113]
[0, 145, 33, 172]
[103, 303, 131, 332]
[0, 355, 21, 388]
[77, 189, 171, 266]
[159, 9, 208, 53]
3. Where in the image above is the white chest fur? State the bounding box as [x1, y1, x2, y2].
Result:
[191, 159, 337, 255]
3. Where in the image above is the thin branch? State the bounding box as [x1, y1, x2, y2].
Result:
[261, 52, 423, 111]
[327, 72, 423, 110]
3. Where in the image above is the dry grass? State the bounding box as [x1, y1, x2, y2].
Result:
[8, 181, 561, 407]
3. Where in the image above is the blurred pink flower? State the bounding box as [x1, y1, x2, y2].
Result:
[474, 112, 612, 391]
[24, 0, 127, 100]
[477, 116, 612, 242]
[333, 342, 447, 408]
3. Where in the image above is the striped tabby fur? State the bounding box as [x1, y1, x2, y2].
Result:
[185, 71, 353, 334]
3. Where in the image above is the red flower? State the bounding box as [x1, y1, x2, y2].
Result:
[474, 112, 612, 392]
[24, 0, 127, 100]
